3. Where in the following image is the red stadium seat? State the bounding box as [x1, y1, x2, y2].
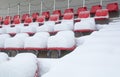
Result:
[42, 11, 50, 19]
[49, 15, 59, 22]
[63, 13, 74, 20]
[3, 19, 10, 25]
[5, 16, 12, 20]
[52, 10, 62, 17]
[90, 5, 102, 14]
[78, 11, 90, 19]
[36, 16, 45, 23]
[95, 9, 109, 20]
[21, 14, 30, 22]
[13, 15, 20, 20]
[77, 7, 87, 15]
[32, 12, 39, 21]
[107, 2, 119, 12]
[64, 8, 74, 14]
[24, 17, 33, 26]
[13, 18, 21, 24]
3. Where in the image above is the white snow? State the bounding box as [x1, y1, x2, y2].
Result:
[0, 53, 38, 77]
[74, 18, 96, 31]
[24, 32, 50, 48]
[0, 52, 9, 64]
[54, 20, 74, 31]
[36, 21, 55, 32]
[47, 30, 75, 48]
[0, 34, 11, 48]
[4, 33, 29, 48]
[41, 21, 120, 77]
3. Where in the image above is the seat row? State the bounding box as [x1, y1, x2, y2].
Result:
[0, 31, 76, 57]
[0, 2, 118, 25]
[0, 16, 97, 35]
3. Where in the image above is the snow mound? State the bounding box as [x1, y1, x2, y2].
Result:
[4, 33, 29, 48]
[0, 34, 11, 48]
[0, 53, 38, 77]
[0, 52, 9, 64]
[24, 32, 50, 49]
[54, 20, 74, 31]
[47, 30, 75, 48]
[74, 18, 96, 31]
[36, 21, 55, 32]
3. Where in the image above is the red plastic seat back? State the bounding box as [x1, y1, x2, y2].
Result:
[64, 8, 74, 14]
[42, 11, 50, 19]
[63, 13, 74, 20]
[36, 16, 45, 23]
[5, 16, 12, 20]
[13, 15, 20, 20]
[52, 10, 61, 17]
[3, 19, 10, 25]
[77, 7, 87, 14]
[24, 17, 33, 23]
[90, 5, 102, 14]
[13, 18, 21, 24]
[49, 15, 59, 21]
[32, 12, 39, 19]
[107, 2, 119, 12]
[95, 9, 108, 17]
[78, 11, 90, 18]
[21, 14, 30, 21]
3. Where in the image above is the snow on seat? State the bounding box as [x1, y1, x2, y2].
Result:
[36, 21, 55, 33]
[0, 34, 11, 50]
[0, 53, 39, 77]
[4, 33, 29, 50]
[54, 13, 74, 32]
[47, 30, 75, 50]
[24, 32, 50, 50]
[0, 52, 9, 64]
[94, 9, 109, 20]
[20, 17, 36, 35]
[74, 18, 96, 32]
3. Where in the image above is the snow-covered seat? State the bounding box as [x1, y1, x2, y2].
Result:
[24, 32, 50, 50]
[36, 21, 55, 33]
[54, 13, 74, 32]
[0, 53, 39, 77]
[0, 34, 11, 50]
[0, 52, 9, 64]
[74, 18, 96, 32]
[47, 30, 76, 57]
[4, 33, 29, 50]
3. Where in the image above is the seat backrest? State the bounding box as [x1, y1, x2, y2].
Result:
[13, 18, 21, 24]
[24, 17, 33, 23]
[49, 15, 59, 22]
[36, 16, 45, 23]
[42, 11, 50, 19]
[107, 2, 119, 12]
[32, 12, 39, 19]
[90, 5, 102, 14]
[13, 15, 20, 20]
[77, 7, 87, 14]
[95, 9, 109, 17]
[3, 19, 10, 25]
[78, 11, 90, 18]
[21, 14, 30, 21]
[52, 10, 61, 17]
[64, 8, 74, 14]
[5, 16, 12, 20]
[63, 13, 74, 20]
